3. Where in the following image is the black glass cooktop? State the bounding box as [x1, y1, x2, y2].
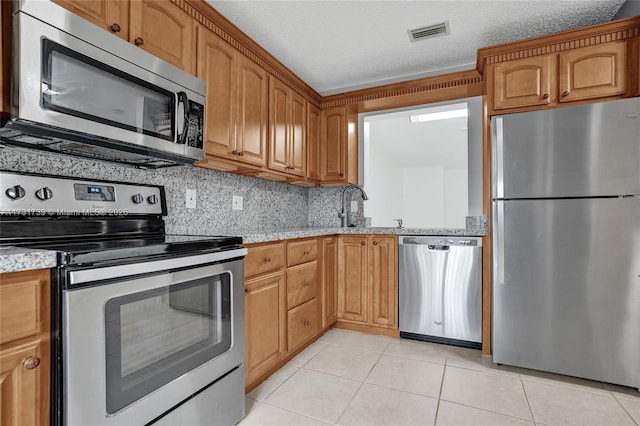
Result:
[0, 217, 242, 266]
[26, 234, 243, 266]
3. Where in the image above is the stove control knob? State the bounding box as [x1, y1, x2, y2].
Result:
[35, 187, 53, 201]
[5, 185, 26, 200]
[147, 194, 159, 205]
[132, 193, 144, 204]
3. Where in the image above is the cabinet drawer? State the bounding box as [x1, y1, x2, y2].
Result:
[287, 261, 318, 309]
[0, 270, 48, 345]
[288, 297, 319, 351]
[287, 239, 318, 266]
[245, 242, 285, 278]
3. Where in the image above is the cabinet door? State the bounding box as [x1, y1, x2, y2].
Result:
[289, 92, 307, 177]
[321, 237, 338, 328]
[129, 0, 196, 74]
[368, 236, 398, 328]
[320, 106, 347, 182]
[268, 76, 291, 173]
[559, 41, 627, 103]
[0, 269, 50, 426]
[306, 104, 321, 181]
[52, 0, 129, 39]
[244, 272, 286, 382]
[198, 30, 238, 160]
[493, 55, 554, 110]
[337, 236, 368, 323]
[0, 341, 49, 426]
[236, 54, 268, 166]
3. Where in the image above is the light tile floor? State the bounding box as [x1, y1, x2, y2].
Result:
[238, 328, 640, 426]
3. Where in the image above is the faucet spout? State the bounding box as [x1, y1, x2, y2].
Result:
[341, 185, 369, 227]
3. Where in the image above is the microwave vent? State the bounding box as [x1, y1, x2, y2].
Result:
[408, 22, 450, 42]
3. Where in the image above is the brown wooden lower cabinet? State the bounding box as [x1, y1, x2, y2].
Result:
[287, 297, 319, 351]
[244, 270, 287, 385]
[243, 234, 398, 391]
[0, 269, 50, 426]
[321, 237, 338, 327]
[243, 237, 339, 391]
[337, 235, 398, 335]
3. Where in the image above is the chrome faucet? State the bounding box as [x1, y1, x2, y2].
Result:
[339, 185, 369, 227]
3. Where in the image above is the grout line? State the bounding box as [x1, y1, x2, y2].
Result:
[520, 374, 537, 423]
[610, 394, 640, 426]
[257, 400, 334, 425]
[433, 360, 448, 426]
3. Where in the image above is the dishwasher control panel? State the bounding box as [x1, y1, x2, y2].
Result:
[398, 236, 482, 247]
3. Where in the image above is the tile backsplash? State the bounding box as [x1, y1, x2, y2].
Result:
[0, 148, 316, 234]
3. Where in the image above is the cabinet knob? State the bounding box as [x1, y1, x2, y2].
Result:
[361, 241, 366, 246]
[303, 320, 310, 326]
[339, 173, 344, 177]
[303, 250, 310, 255]
[562, 91, 570, 97]
[244, 287, 250, 293]
[264, 257, 271, 263]
[542, 93, 549, 99]
[373, 241, 378, 246]
[110, 23, 121, 33]
[134, 37, 144, 46]
[302, 281, 310, 287]
[232, 150, 238, 155]
[238, 151, 244, 156]
[23, 356, 40, 370]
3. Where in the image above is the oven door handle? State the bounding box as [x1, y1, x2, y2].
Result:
[66, 248, 247, 286]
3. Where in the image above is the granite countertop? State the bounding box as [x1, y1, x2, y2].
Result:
[0, 216, 487, 271]
[0, 246, 58, 274]
[235, 226, 485, 244]
[233, 216, 487, 244]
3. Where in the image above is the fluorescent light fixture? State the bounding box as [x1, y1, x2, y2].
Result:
[409, 108, 467, 123]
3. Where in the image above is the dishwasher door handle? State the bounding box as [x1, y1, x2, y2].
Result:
[427, 245, 450, 251]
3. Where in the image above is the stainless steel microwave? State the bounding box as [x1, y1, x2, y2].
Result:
[1, 0, 205, 168]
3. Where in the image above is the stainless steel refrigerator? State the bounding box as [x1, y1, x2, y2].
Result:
[491, 97, 640, 389]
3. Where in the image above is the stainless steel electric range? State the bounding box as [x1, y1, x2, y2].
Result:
[0, 170, 247, 426]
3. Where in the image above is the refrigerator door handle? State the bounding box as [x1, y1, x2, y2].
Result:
[492, 117, 505, 199]
[493, 201, 505, 284]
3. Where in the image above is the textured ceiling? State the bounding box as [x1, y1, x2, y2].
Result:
[207, 0, 626, 96]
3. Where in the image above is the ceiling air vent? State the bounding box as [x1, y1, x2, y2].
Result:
[408, 21, 450, 42]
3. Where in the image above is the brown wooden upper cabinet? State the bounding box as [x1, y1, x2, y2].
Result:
[53, 0, 196, 74]
[198, 30, 268, 167]
[320, 106, 348, 183]
[492, 41, 628, 112]
[306, 104, 321, 182]
[269, 76, 307, 177]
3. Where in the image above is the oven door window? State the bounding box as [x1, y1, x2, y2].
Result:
[41, 39, 175, 141]
[104, 273, 231, 414]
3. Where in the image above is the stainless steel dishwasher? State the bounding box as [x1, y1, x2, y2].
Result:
[399, 236, 482, 349]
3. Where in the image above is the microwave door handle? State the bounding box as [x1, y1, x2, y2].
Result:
[177, 91, 190, 145]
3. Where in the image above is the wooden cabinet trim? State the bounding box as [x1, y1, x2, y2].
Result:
[477, 16, 640, 74]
